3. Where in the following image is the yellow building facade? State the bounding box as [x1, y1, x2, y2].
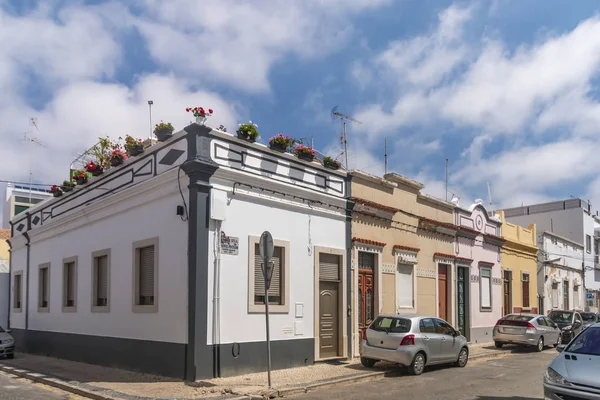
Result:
[497, 211, 539, 315]
[349, 171, 456, 354]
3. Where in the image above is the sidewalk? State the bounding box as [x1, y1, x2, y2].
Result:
[0, 342, 518, 400]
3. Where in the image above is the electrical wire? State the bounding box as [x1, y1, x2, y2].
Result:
[177, 165, 189, 221]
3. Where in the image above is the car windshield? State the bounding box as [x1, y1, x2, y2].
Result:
[581, 313, 597, 322]
[370, 316, 412, 333]
[566, 327, 600, 356]
[549, 311, 573, 323]
[504, 315, 534, 321]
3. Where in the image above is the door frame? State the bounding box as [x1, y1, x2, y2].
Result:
[435, 257, 455, 325]
[455, 264, 471, 342]
[503, 269, 512, 315]
[314, 246, 347, 361]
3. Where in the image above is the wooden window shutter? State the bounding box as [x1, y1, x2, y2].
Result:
[254, 244, 282, 304]
[14, 275, 21, 308]
[319, 253, 340, 281]
[139, 246, 155, 305]
[66, 262, 75, 306]
[96, 255, 108, 306]
[522, 273, 530, 308]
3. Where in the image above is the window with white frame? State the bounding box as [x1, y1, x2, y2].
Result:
[13, 271, 22, 312]
[552, 282, 559, 308]
[480, 268, 492, 311]
[133, 238, 158, 312]
[396, 264, 414, 309]
[248, 236, 290, 313]
[574, 285, 580, 309]
[38, 263, 50, 312]
[92, 249, 110, 312]
[522, 272, 530, 309]
[62, 257, 77, 312]
[586, 235, 592, 253]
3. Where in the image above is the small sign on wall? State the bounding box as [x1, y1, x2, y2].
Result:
[220, 231, 239, 255]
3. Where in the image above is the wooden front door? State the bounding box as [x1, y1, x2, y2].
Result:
[319, 281, 339, 358]
[438, 264, 448, 321]
[358, 252, 375, 340]
[503, 270, 512, 315]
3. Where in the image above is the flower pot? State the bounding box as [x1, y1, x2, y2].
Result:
[237, 131, 256, 143]
[76, 177, 87, 185]
[110, 157, 124, 167]
[128, 145, 144, 157]
[52, 191, 62, 198]
[297, 153, 315, 162]
[155, 128, 173, 142]
[269, 142, 287, 153]
[324, 161, 340, 170]
[91, 168, 103, 176]
[61, 185, 74, 192]
[196, 116, 207, 125]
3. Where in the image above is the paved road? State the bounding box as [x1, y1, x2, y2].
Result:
[292, 349, 557, 400]
[0, 370, 84, 400]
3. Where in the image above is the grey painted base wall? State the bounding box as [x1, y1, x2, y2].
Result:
[216, 338, 314, 378]
[10, 328, 186, 378]
[469, 326, 494, 344]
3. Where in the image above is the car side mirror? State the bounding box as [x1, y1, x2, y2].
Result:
[5, 330, 10, 334]
[454, 329, 460, 337]
[556, 344, 566, 353]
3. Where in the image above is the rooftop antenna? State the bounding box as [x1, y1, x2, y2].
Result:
[384, 138, 388, 175]
[24, 117, 48, 204]
[445, 159, 449, 201]
[487, 181, 494, 214]
[148, 100, 154, 140]
[331, 106, 362, 170]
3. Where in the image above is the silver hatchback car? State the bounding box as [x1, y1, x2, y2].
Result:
[359, 314, 469, 375]
[493, 313, 562, 351]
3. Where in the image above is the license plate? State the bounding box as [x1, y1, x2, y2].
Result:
[504, 328, 518, 333]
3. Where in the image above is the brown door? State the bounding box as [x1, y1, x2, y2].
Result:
[438, 265, 448, 321]
[319, 281, 339, 358]
[503, 270, 512, 315]
[358, 252, 376, 340]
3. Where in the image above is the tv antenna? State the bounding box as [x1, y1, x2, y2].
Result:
[331, 106, 362, 170]
[487, 181, 494, 214]
[24, 117, 49, 204]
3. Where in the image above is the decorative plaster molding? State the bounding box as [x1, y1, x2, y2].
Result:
[352, 238, 386, 248]
[470, 274, 480, 283]
[382, 264, 395, 274]
[383, 172, 424, 190]
[351, 170, 396, 189]
[434, 252, 456, 263]
[417, 268, 436, 279]
[492, 277, 503, 285]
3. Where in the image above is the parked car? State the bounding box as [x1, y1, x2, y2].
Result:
[580, 312, 599, 330]
[0, 326, 14, 359]
[547, 310, 584, 344]
[359, 314, 469, 376]
[543, 323, 600, 399]
[493, 313, 561, 351]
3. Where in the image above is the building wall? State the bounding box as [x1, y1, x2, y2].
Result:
[455, 204, 502, 343]
[583, 213, 600, 292]
[0, 230, 9, 328]
[2, 185, 51, 229]
[539, 234, 585, 312]
[497, 211, 538, 314]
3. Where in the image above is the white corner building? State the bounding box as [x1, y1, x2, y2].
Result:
[7, 123, 350, 380]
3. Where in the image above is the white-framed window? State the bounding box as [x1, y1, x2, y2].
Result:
[574, 285, 580, 309]
[62, 256, 77, 312]
[552, 282, 559, 308]
[586, 235, 592, 253]
[132, 238, 158, 313]
[13, 271, 23, 312]
[38, 263, 50, 312]
[522, 272, 530, 309]
[92, 249, 110, 312]
[396, 263, 414, 309]
[480, 267, 492, 311]
[248, 235, 290, 313]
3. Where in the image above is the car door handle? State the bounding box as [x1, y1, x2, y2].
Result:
[441, 337, 447, 341]
[423, 336, 429, 340]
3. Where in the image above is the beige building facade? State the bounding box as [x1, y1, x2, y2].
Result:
[349, 171, 456, 354]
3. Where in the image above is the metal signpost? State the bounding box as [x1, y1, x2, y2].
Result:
[259, 231, 274, 388]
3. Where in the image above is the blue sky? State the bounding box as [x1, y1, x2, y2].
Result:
[3, 0, 600, 219]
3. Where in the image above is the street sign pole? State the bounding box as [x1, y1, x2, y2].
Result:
[259, 231, 274, 388]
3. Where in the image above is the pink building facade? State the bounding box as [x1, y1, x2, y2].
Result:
[454, 201, 503, 343]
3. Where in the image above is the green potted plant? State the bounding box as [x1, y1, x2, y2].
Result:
[294, 144, 317, 162]
[109, 149, 128, 167]
[61, 180, 75, 192]
[72, 169, 90, 185]
[50, 185, 63, 198]
[123, 135, 144, 156]
[268, 133, 292, 153]
[323, 156, 341, 170]
[236, 121, 259, 143]
[91, 136, 116, 169]
[154, 121, 175, 142]
[85, 161, 103, 176]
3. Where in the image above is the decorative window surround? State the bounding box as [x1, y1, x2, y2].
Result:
[382, 263, 396, 274]
[132, 237, 159, 313]
[12, 270, 23, 313]
[417, 268, 436, 279]
[248, 235, 290, 313]
[351, 197, 399, 219]
[433, 252, 456, 263]
[352, 238, 386, 249]
[62, 256, 78, 313]
[393, 246, 418, 265]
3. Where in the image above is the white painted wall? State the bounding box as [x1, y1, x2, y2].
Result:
[8, 248, 26, 329]
[206, 186, 346, 345]
[0, 262, 8, 328]
[584, 214, 600, 291]
[10, 172, 189, 344]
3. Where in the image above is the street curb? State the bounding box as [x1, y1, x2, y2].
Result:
[0, 350, 511, 400]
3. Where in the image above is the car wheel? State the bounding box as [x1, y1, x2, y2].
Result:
[455, 347, 468, 368]
[494, 341, 503, 348]
[554, 333, 562, 348]
[410, 352, 426, 376]
[360, 357, 376, 368]
[536, 337, 544, 352]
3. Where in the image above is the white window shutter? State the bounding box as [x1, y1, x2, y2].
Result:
[319, 253, 340, 280]
[396, 264, 414, 308]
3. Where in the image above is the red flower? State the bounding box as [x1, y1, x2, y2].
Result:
[209, 109, 213, 114]
[186, 108, 190, 112]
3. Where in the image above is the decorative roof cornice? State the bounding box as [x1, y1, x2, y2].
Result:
[383, 172, 425, 190]
[350, 170, 397, 189]
[351, 197, 400, 214]
[352, 237, 386, 247]
[393, 244, 420, 253]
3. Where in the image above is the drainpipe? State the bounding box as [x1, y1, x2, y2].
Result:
[212, 220, 222, 376]
[24, 212, 31, 331]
